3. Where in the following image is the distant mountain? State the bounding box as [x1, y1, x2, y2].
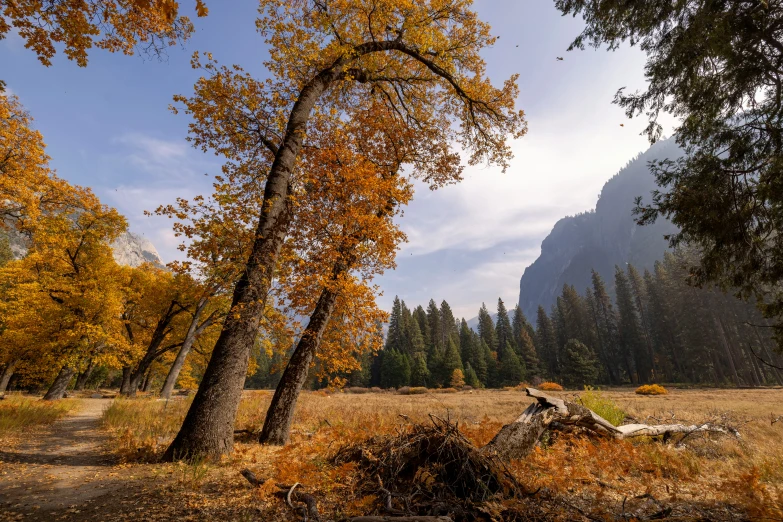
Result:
[518, 137, 681, 321]
[6, 228, 164, 268]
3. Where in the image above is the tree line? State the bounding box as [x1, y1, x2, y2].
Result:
[354, 250, 783, 390]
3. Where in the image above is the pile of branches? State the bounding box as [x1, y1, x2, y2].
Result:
[331, 415, 550, 521]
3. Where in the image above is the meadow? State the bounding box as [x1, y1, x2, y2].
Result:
[87, 387, 783, 521]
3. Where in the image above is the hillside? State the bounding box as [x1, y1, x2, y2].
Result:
[517, 137, 680, 320]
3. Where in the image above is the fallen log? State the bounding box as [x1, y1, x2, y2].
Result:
[483, 387, 740, 459]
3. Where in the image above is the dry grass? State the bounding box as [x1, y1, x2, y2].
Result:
[93, 387, 783, 520]
[0, 394, 78, 443]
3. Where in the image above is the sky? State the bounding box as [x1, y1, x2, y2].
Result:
[2, 1, 677, 321]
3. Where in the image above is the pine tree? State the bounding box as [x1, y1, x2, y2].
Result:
[385, 296, 405, 352]
[589, 270, 621, 384]
[380, 350, 411, 389]
[536, 305, 559, 379]
[495, 298, 513, 356]
[518, 328, 541, 377]
[406, 317, 426, 356]
[498, 341, 526, 386]
[482, 339, 498, 387]
[615, 265, 647, 383]
[412, 305, 431, 350]
[463, 363, 480, 388]
[440, 300, 459, 350]
[441, 337, 463, 385]
[450, 368, 465, 388]
[410, 352, 430, 387]
[628, 264, 658, 380]
[459, 319, 480, 375]
[511, 305, 531, 354]
[426, 299, 442, 354]
[477, 303, 497, 352]
[562, 339, 599, 388]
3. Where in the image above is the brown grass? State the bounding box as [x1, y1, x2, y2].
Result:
[0, 394, 78, 444]
[95, 387, 783, 520]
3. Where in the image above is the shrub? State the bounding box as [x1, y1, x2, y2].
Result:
[579, 386, 625, 426]
[370, 387, 383, 393]
[450, 369, 465, 388]
[538, 382, 564, 391]
[636, 384, 668, 395]
[398, 387, 428, 395]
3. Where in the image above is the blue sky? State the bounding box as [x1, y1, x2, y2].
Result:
[2, 1, 676, 320]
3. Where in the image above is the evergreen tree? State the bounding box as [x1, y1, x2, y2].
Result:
[518, 328, 541, 377]
[441, 337, 463, 385]
[459, 319, 480, 376]
[477, 303, 497, 352]
[615, 265, 648, 383]
[385, 296, 405, 352]
[511, 305, 531, 354]
[380, 350, 411, 389]
[426, 299, 442, 353]
[413, 305, 431, 350]
[562, 339, 599, 388]
[410, 352, 430, 387]
[498, 341, 526, 386]
[406, 316, 426, 356]
[440, 300, 459, 350]
[463, 363, 480, 388]
[589, 270, 621, 384]
[482, 339, 498, 387]
[628, 264, 657, 380]
[495, 298, 513, 356]
[536, 305, 559, 379]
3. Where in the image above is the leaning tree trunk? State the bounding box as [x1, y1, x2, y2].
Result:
[0, 359, 19, 394]
[163, 62, 346, 462]
[119, 366, 132, 395]
[259, 286, 339, 445]
[74, 360, 95, 391]
[160, 299, 212, 400]
[483, 388, 740, 459]
[43, 366, 75, 401]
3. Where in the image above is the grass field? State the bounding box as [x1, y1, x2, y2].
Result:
[94, 387, 783, 520]
[0, 394, 78, 443]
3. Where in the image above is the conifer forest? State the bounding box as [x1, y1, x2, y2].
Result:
[1, 1, 783, 521]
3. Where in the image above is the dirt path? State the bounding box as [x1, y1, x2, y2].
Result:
[0, 398, 124, 520]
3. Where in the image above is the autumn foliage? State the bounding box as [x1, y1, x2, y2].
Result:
[538, 381, 564, 391]
[636, 384, 668, 395]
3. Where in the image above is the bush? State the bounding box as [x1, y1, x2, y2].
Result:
[370, 387, 383, 393]
[398, 386, 428, 395]
[636, 384, 668, 395]
[538, 382, 564, 391]
[579, 386, 625, 426]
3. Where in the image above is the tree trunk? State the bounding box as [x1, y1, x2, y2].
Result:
[0, 359, 19, 394]
[259, 286, 338, 445]
[141, 367, 153, 392]
[163, 62, 343, 462]
[160, 299, 211, 400]
[43, 366, 75, 400]
[74, 360, 95, 391]
[119, 366, 132, 395]
[714, 316, 742, 387]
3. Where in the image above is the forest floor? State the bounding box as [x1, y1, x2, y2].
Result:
[0, 388, 782, 521]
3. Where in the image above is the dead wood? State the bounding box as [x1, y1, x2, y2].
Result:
[483, 387, 741, 459]
[349, 515, 454, 522]
[240, 469, 320, 521]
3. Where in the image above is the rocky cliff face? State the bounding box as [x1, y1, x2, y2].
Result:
[5, 228, 163, 268]
[518, 137, 680, 320]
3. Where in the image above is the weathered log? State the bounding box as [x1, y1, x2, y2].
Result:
[348, 517, 453, 522]
[483, 387, 740, 459]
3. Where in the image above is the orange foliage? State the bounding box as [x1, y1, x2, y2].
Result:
[538, 382, 564, 391]
[0, 0, 208, 67]
[636, 384, 668, 395]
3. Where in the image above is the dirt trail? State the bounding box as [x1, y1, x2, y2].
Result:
[0, 398, 123, 520]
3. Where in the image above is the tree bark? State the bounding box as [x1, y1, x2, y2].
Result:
[259, 286, 339, 445]
[141, 367, 153, 392]
[0, 359, 19, 394]
[160, 299, 214, 400]
[119, 366, 132, 396]
[43, 366, 75, 400]
[74, 360, 95, 391]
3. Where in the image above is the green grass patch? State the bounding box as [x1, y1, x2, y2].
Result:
[578, 386, 625, 426]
